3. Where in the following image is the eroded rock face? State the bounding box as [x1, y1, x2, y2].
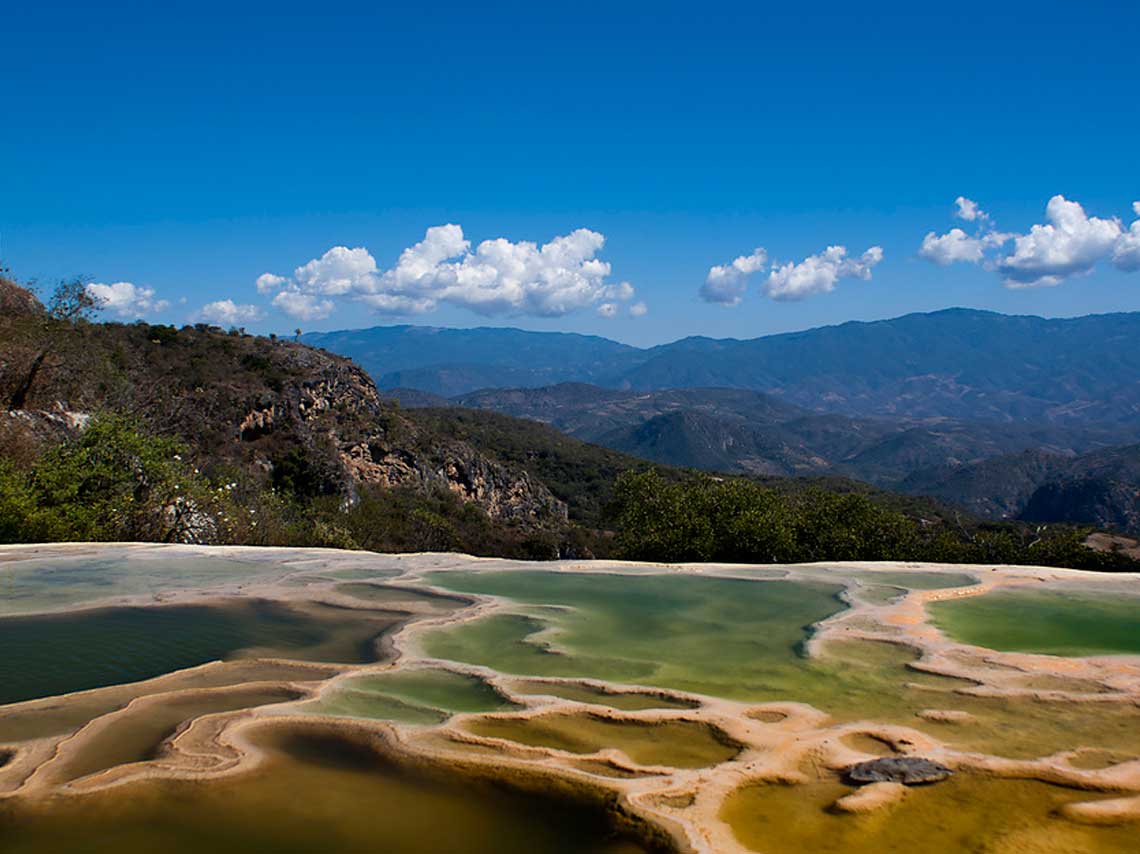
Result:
[236, 353, 568, 525]
[340, 437, 567, 525]
[844, 757, 953, 785]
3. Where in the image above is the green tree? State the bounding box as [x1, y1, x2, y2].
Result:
[7, 277, 101, 409]
[0, 414, 219, 543]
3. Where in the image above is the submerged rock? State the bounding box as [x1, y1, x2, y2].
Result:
[833, 781, 908, 813]
[917, 709, 977, 724]
[844, 757, 953, 786]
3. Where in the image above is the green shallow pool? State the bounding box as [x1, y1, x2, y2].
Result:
[0, 661, 335, 744]
[465, 713, 740, 768]
[928, 589, 1140, 656]
[422, 571, 847, 702]
[0, 555, 289, 616]
[43, 685, 305, 783]
[420, 572, 1140, 756]
[301, 669, 518, 724]
[849, 570, 976, 590]
[333, 582, 467, 614]
[0, 728, 661, 854]
[0, 599, 403, 705]
[513, 681, 699, 711]
[420, 572, 976, 720]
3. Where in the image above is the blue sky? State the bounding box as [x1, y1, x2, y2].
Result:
[3, 1, 1138, 346]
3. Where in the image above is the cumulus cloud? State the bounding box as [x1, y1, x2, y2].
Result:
[700, 248, 768, 306]
[920, 195, 1140, 287]
[255, 273, 287, 294]
[596, 302, 618, 318]
[997, 196, 1123, 287]
[919, 228, 987, 266]
[196, 299, 263, 326]
[272, 291, 334, 322]
[85, 281, 168, 317]
[1113, 203, 1140, 272]
[918, 222, 1010, 266]
[955, 196, 988, 222]
[629, 301, 648, 317]
[920, 196, 1011, 267]
[765, 245, 884, 301]
[293, 246, 379, 296]
[257, 225, 634, 320]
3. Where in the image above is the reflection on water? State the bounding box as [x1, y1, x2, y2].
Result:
[300, 668, 517, 725]
[513, 681, 699, 711]
[0, 555, 287, 616]
[720, 772, 1137, 854]
[42, 685, 304, 784]
[466, 713, 740, 769]
[0, 661, 334, 744]
[423, 573, 1140, 760]
[929, 588, 1140, 656]
[0, 599, 402, 705]
[422, 571, 848, 700]
[0, 727, 662, 854]
[333, 582, 468, 614]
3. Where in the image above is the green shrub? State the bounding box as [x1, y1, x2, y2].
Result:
[607, 470, 1138, 571]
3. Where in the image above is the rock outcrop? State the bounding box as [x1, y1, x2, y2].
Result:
[844, 757, 953, 785]
[0, 283, 567, 530]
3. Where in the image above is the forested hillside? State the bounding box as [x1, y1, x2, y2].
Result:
[2, 277, 1134, 570]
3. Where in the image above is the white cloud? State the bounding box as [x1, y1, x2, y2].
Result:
[596, 302, 618, 318]
[997, 195, 1123, 287]
[1113, 203, 1140, 272]
[85, 281, 168, 317]
[271, 291, 334, 322]
[629, 301, 648, 317]
[955, 196, 988, 222]
[920, 196, 1012, 268]
[606, 281, 636, 301]
[255, 273, 287, 295]
[700, 248, 767, 305]
[257, 225, 633, 319]
[293, 246, 379, 296]
[197, 299, 263, 326]
[765, 245, 883, 301]
[920, 194, 1140, 286]
[355, 293, 435, 314]
[919, 228, 987, 266]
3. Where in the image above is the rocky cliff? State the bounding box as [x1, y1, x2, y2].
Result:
[0, 280, 566, 528]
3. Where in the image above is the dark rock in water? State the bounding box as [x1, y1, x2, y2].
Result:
[844, 757, 953, 785]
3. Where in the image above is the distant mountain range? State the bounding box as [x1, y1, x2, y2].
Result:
[307, 309, 1140, 533]
[303, 325, 644, 397]
[439, 384, 1129, 483]
[306, 308, 1140, 424]
[904, 444, 1140, 533]
[384, 382, 1139, 528]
